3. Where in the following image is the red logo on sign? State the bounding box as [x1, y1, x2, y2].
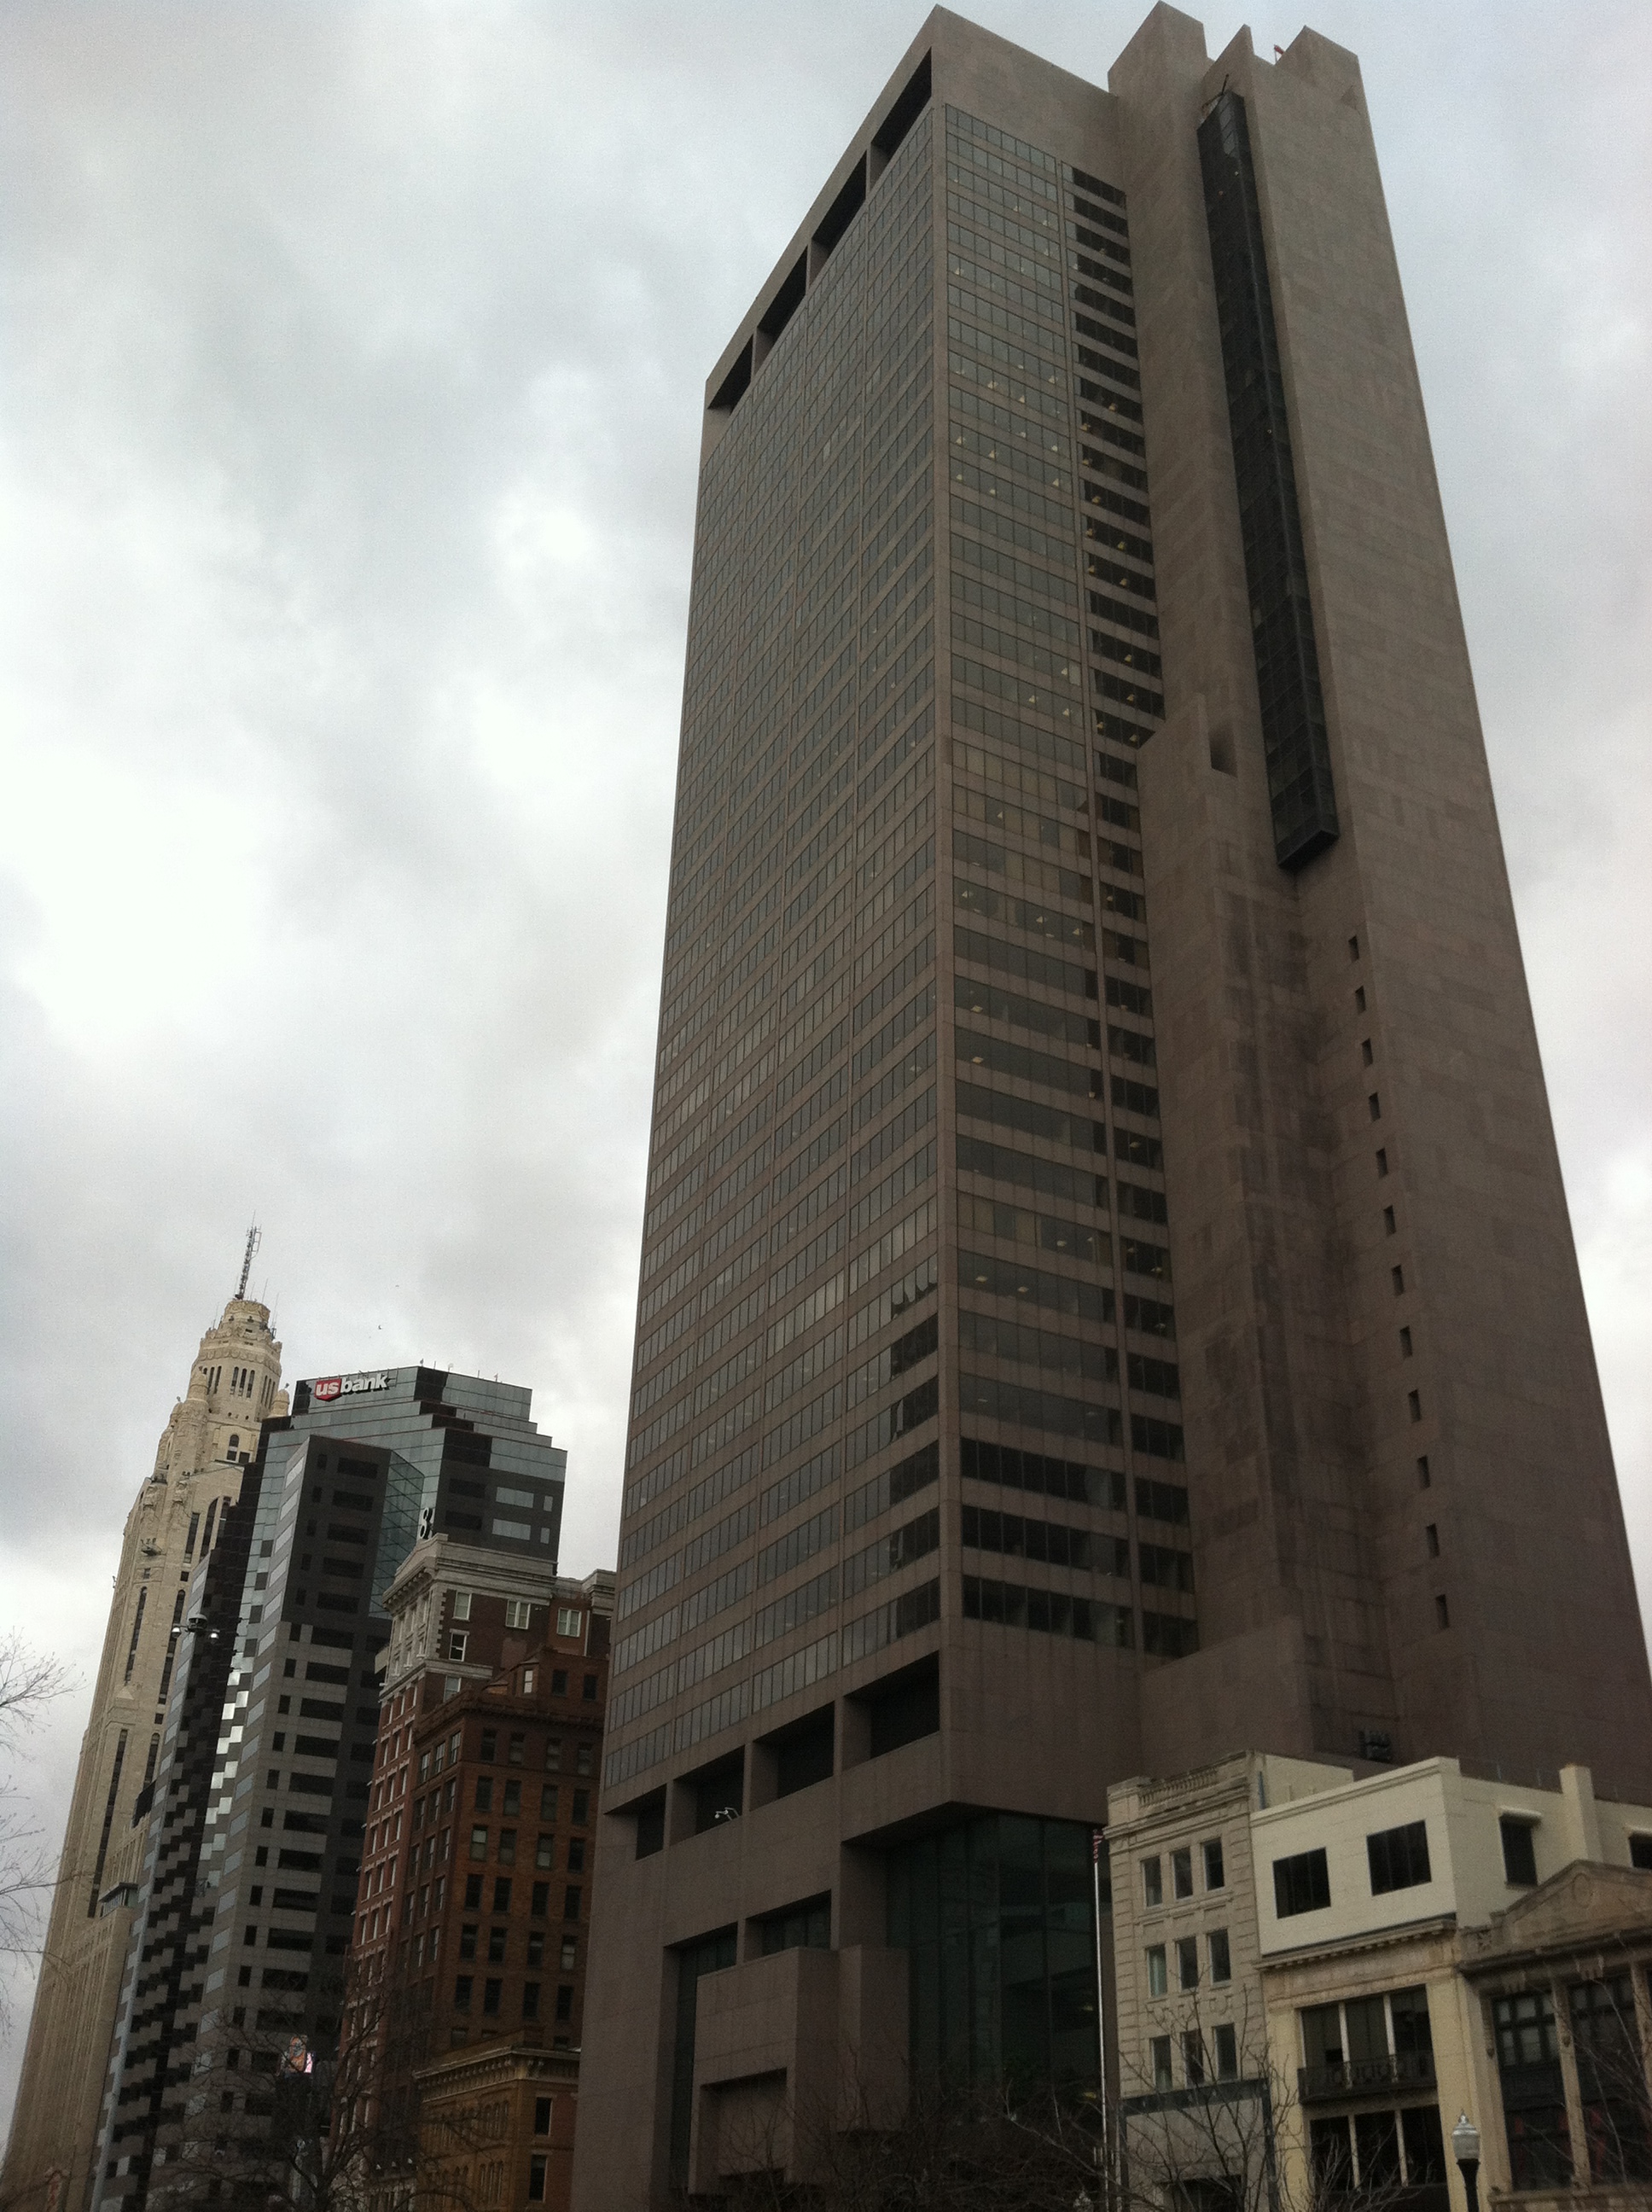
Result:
[312, 1377, 343, 1402]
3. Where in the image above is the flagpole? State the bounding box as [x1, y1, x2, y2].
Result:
[1092, 1825, 1111, 2206]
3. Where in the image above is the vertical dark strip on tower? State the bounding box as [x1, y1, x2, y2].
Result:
[1198, 90, 1338, 870]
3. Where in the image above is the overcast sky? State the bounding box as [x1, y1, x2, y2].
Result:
[2, 0, 1649, 2130]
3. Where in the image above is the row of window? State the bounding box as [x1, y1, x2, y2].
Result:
[451, 1974, 574, 2023]
[1145, 1926, 1231, 1994]
[1145, 2023, 1239, 2091]
[1143, 1837, 1224, 1905]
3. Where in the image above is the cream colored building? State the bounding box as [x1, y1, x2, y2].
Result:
[1108, 1753, 1652, 2210]
[0, 1289, 285, 2212]
[1254, 1759, 1652, 2210]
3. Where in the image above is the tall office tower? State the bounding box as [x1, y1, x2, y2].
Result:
[2, 1287, 284, 2212]
[90, 1366, 568, 2212]
[340, 1540, 613, 2212]
[576, 6, 1652, 2203]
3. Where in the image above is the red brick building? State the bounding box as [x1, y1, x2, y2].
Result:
[334, 1540, 611, 2212]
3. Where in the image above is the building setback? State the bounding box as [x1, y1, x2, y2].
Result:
[1, 1289, 285, 2212]
[90, 1366, 568, 2212]
[339, 1540, 612, 2212]
[574, 5, 1652, 2204]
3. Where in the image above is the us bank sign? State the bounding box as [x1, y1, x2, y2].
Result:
[310, 1371, 392, 1403]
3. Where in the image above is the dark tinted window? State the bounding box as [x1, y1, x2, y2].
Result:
[1273, 1848, 1330, 1918]
[1367, 1819, 1431, 1894]
[1501, 1817, 1538, 1886]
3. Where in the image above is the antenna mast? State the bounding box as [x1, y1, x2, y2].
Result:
[237, 1224, 262, 1301]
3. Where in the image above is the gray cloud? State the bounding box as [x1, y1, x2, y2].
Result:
[2, 0, 1649, 2126]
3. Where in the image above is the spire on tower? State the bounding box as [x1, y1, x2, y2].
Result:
[236, 1224, 261, 1301]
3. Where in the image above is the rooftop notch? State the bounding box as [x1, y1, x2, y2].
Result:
[704, 48, 932, 441]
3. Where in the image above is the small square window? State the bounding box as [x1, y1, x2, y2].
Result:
[1367, 1819, 1432, 1895]
[505, 1600, 532, 1631]
[1171, 1848, 1193, 1899]
[1202, 1837, 1225, 1890]
[1146, 1946, 1167, 1997]
[1142, 1856, 1163, 1908]
[556, 1607, 583, 1637]
[1209, 1929, 1230, 1984]
[1273, 1848, 1330, 1918]
[1149, 2035, 1172, 2092]
[1176, 1937, 1198, 1992]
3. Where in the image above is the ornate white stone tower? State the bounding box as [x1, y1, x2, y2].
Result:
[1, 1261, 287, 2212]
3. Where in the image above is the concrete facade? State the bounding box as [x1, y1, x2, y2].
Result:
[574, 9, 1652, 2204]
[1, 1293, 286, 2212]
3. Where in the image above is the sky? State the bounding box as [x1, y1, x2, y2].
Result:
[1, 0, 1649, 2136]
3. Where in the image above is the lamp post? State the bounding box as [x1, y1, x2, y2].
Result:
[1451, 2111, 1481, 2212]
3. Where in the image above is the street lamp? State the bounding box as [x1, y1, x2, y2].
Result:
[1451, 2112, 1481, 2212]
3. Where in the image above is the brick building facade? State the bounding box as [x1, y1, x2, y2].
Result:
[338, 1549, 612, 2212]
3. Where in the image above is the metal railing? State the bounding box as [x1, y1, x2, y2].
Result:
[1298, 2050, 1436, 2103]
